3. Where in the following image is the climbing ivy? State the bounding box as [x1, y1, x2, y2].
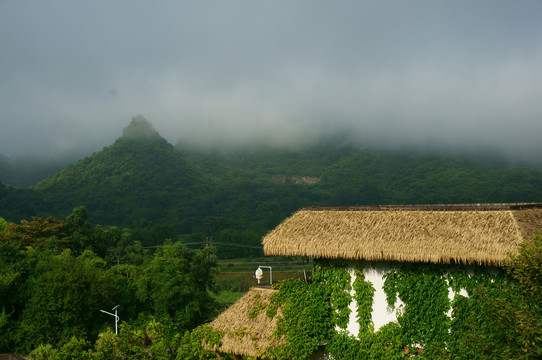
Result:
[383, 265, 451, 349]
[248, 292, 267, 320]
[266, 260, 359, 359]
[266, 278, 333, 360]
[328, 322, 405, 360]
[312, 260, 352, 329]
[262, 258, 528, 359]
[352, 267, 375, 335]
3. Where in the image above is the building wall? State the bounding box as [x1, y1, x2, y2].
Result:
[340, 261, 498, 338]
[343, 264, 405, 336]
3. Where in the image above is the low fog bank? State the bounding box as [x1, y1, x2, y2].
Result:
[0, 153, 76, 188]
[173, 118, 542, 169]
[2, 1, 541, 169]
[2, 116, 540, 176]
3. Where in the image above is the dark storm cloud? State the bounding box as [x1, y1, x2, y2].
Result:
[1, 1, 541, 164]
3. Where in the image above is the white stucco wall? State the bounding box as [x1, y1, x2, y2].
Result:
[342, 266, 406, 336]
[343, 265, 406, 336]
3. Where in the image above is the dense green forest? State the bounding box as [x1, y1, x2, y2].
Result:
[1, 117, 541, 258]
[0, 208, 220, 355]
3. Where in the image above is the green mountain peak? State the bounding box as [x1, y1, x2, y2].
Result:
[122, 115, 161, 140]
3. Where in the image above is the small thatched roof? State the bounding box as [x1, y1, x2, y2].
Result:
[208, 287, 284, 357]
[262, 203, 542, 266]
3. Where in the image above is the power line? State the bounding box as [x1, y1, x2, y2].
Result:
[143, 242, 263, 249]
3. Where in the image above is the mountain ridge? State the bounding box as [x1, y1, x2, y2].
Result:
[30, 117, 205, 228]
[1, 117, 541, 238]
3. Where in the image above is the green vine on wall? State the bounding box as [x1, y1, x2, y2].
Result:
[352, 267, 375, 336]
[312, 260, 352, 329]
[266, 260, 355, 359]
[383, 265, 451, 348]
[266, 278, 333, 360]
[328, 322, 405, 360]
[329, 265, 405, 360]
[263, 259, 519, 359]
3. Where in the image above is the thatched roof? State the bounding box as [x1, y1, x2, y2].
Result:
[262, 203, 542, 266]
[208, 287, 284, 357]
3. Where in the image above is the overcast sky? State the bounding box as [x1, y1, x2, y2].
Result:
[1, 1, 541, 165]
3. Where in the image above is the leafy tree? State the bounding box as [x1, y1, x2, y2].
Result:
[0, 308, 10, 352]
[0, 241, 25, 352]
[18, 250, 118, 352]
[508, 234, 542, 308]
[27, 319, 189, 360]
[128, 221, 178, 247]
[175, 325, 223, 360]
[28, 337, 93, 360]
[136, 242, 218, 332]
[503, 234, 542, 358]
[0, 215, 68, 250]
[0, 217, 68, 352]
[65, 206, 92, 255]
[451, 235, 542, 359]
[96, 225, 130, 265]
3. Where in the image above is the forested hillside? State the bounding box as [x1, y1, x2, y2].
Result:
[0, 208, 219, 354]
[1, 117, 542, 256]
[32, 116, 204, 231]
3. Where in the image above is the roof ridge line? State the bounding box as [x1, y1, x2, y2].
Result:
[303, 203, 542, 212]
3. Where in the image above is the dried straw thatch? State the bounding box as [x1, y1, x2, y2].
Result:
[262, 203, 542, 266]
[208, 287, 284, 357]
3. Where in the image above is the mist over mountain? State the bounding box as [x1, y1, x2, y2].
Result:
[1, 116, 540, 240]
[0, 118, 537, 190]
[122, 115, 163, 140]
